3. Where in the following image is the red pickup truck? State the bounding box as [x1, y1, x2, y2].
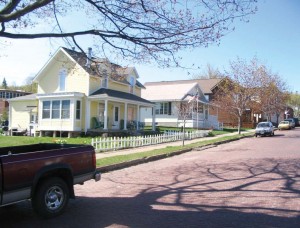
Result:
[0, 143, 101, 218]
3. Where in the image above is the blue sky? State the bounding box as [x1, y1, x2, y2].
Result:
[1, 0, 300, 92]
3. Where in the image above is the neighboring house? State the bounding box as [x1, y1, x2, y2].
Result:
[0, 89, 31, 121]
[140, 80, 222, 129]
[141, 78, 288, 130]
[203, 78, 288, 128]
[8, 47, 154, 137]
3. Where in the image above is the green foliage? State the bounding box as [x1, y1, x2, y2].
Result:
[288, 92, 300, 117]
[1, 110, 8, 121]
[1, 78, 7, 89]
[0, 136, 92, 147]
[0, 76, 37, 93]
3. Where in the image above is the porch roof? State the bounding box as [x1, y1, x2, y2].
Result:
[8, 93, 37, 102]
[89, 88, 154, 106]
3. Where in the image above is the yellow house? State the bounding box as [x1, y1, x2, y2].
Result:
[9, 47, 155, 137]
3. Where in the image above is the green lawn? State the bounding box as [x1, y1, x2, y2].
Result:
[97, 132, 254, 167]
[0, 128, 253, 169]
[0, 127, 246, 147]
[0, 135, 92, 147]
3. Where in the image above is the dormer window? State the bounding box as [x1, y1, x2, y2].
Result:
[101, 76, 108, 88]
[129, 76, 135, 94]
[59, 68, 67, 91]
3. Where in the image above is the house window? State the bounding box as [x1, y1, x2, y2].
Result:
[42, 100, 70, 119]
[155, 102, 170, 115]
[52, 100, 60, 119]
[30, 113, 38, 123]
[129, 76, 135, 94]
[101, 76, 108, 88]
[42, 101, 51, 119]
[61, 100, 70, 119]
[205, 109, 208, 120]
[59, 69, 67, 91]
[76, 100, 81, 120]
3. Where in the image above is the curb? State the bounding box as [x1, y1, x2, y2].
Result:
[96, 133, 254, 173]
[97, 148, 192, 173]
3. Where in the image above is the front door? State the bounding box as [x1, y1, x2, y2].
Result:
[113, 106, 120, 129]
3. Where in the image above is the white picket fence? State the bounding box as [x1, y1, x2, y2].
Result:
[91, 130, 209, 152]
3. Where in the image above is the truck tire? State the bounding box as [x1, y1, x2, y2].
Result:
[32, 177, 69, 218]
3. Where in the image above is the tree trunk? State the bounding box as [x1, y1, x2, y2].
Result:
[238, 116, 241, 134]
[182, 118, 186, 146]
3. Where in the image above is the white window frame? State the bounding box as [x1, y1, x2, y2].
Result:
[101, 76, 108, 88]
[129, 76, 135, 94]
[155, 102, 169, 115]
[59, 68, 67, 91]
[41, 99, 70, 119]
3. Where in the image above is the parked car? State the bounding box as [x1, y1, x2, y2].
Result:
[278, 121, 291, 130]
[255, 122, 275, 137]
[293, 117, 299, 127]
[284, 118, 295, 128]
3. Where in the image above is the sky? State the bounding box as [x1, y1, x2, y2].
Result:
[1, 0, 300, 92]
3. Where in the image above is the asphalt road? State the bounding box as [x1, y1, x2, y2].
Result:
[2, 128, 300, 228]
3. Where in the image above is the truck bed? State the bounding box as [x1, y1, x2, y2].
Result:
[0, 143, 89, 156]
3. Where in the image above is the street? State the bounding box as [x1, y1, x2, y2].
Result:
[2, 129, 300, 228]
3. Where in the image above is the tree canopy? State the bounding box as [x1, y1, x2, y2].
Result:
[213, 57, 288, 133]
[1, 77, 7, 88]
[0, 0, 257, 66]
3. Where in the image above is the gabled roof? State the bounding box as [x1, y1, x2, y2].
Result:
[144, 78, 223, 95]
[142, 81, 200, 101]
[62, 47, 145, 89]
[90, 88, 153, 105]
[34, 47, 145, 88]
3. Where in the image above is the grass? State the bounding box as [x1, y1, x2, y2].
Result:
[0, 127, 253, 169]
[0, 135, 92, 147]
[211, 128, 252, 136]
[96, 132, 254, 167]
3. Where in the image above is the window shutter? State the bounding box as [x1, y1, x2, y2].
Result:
[168, 102, 172, 115]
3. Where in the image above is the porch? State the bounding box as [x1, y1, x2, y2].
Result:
[87, 89, 155, 132]
[178, 112, 223, 130]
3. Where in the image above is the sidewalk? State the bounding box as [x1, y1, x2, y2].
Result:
[96, 130, 255, 160]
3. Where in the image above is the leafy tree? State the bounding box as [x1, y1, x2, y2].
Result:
[212, 57, 263, 134]
[1, 77, 7, 89]
[254, 70, 288, 124]
[288, 92, 300, 118]
[213, 57, 288, 132]
[0, 0, 257, 66]
[1, 109, 8, 121]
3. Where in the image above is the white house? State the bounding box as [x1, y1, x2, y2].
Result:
[140, 80, 221, 129]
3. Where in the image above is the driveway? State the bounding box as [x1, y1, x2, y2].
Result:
[2, 128, 300, 227]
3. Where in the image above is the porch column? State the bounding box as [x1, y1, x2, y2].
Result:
[136, 105, 140, 130]
[152, 106, 156, 131]
[85, 99, 91, 133]
[124, 103, 128, 130]
[104, 99, 108, 130]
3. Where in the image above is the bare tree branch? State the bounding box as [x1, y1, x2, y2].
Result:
[0, 0, 258, 66]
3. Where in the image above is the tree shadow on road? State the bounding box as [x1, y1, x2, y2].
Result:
[2, 158, 300, 228]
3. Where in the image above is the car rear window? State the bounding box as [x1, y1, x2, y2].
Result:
[257, 123, 269, 128]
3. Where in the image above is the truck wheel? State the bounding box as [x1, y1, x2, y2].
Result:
[32, 177, 69, 218]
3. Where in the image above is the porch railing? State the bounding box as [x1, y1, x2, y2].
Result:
[91, 130, 209, 152]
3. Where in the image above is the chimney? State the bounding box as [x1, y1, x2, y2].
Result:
[86, 47, 92, 68]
